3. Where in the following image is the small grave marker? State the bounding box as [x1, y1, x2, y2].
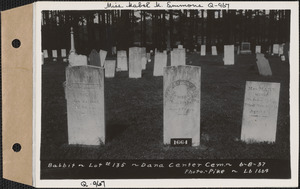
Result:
[89, 49, 101, 67]
[211, 46, 217, 55]
[200, 45, 206, 56]
[104, 60, 116, 78]
[240, 42, 251, 54]
[273, 44, 279, 54]
[117, 50, 128, 71]
[255, 46, 261, 54]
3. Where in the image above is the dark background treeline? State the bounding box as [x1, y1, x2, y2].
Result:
[42, 10, 290, 55]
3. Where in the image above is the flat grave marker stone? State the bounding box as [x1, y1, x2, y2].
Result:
[129, 47, 142, 78]
[104, 60, 116, 78]
[241, 81, 280, 143]
[200, 45, 206, 56]
[117, 50, 128, 71]
[65, 66, 105, 145]
[224, 45, 234, 65]
[153, 52, 167, 76]
[256, 53, 272, 76]
[164, 65, 201, 146]
[99, 49, 107, 67]
[89, 49, 101, 67]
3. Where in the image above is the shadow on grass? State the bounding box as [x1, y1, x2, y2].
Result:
[105, 122, 130, 143]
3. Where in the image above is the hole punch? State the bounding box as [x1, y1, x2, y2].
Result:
[12, 143, 21, 152]
[12, 39, 21, 48]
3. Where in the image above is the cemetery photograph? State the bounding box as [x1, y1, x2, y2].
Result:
[40, 9, 292, 179]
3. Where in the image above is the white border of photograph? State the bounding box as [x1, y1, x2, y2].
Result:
[33, 1, 299, 188]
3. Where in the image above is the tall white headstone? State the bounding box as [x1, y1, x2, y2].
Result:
[153, 52, 167, 76]
[99, 50, 107, 67]
[211, 46, 217, 55]
[224, 45, 234, 65]
[241, 81, 280, 143]
[200, 45, 206, 56]
[117, 50, 128, 71]
[65, 66, 105, 145]
[104, 60, 116, 78]
[164, 65, 201, 146]
[129, 47, 142, 78]
[171, 48, 186, 66]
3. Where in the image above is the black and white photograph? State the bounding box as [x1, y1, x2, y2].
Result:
[34, 1, 298, 188]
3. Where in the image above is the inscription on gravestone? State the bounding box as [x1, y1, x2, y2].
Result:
[153, 52, 167, 76]
[89, 49, 101, 67]
[164, 65, 201, 146]
[129, 47, 142, 78]
[241, 81, 280, 143]
[65, 66, 105, 145]
[273, 44, 279, 54]
[117, 50, 128, 71]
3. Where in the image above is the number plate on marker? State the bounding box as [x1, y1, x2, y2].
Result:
[170, 138, 192, 147]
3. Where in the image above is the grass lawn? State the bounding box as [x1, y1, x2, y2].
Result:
[41, 52, 290, 160]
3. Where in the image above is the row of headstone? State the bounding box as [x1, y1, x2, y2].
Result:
[65, 64, 280, 146]
[43, 49, 68, 62]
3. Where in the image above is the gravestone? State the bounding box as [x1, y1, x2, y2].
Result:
[129, 47, 142, 78]
[178, 45, 183, 49]
[43, 50, 48, 58]
[255, 46, 261, 54]
[65, 66, 105, 145]
[224, 45, 234, 65]
[241, 81, 280, 143]
[117, 50, 128, 71]
[211, 46, 217, 55]
[200, 45, 206, 56]
[99, 49, 107, 67]
[273, 44, 279, 54]
[61, 49, 67, 62]
[256, 53, 272, 76]
[153, 52, 167, 76]
[237, 45, 240, 55]
[52, 50, 58, 61]
[146, 53, 151, 62]
[104, 60, 116, 78]
[240, 42, 251, 54]
[164, 65, 201, 146]
[88, 49, 101, 67]
[141, 47, 147, 70]
[69, 54, 88, 66]
[279, 44, 284, 55]
[112, 46, 117, 55]
[171, 48, 186, 66]
[280, 55, 286, 61]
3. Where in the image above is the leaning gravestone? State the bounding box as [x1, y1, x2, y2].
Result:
[255, 45, 261, 54]
[129, 47, 142, 78]
[117, 50, 128, 71]
[88, 49, 101, 67]
[141, 47, 147, 70]
[43, 50, 48, 58]
[224, 45, 234, 65]
[273, 44, 279, 54]
[104, 60, 116, 78]
[171, 48, 186, 66]
[52, 50, 58, 61]
[153, 52, 167, 76]
[211, 46, 217, 55]
[241, 81, 280, 143]
[256, 53, 272, 76]
[99, 49, 107, 67]
[164, 65, 201, 146]
[65, 66, 105, 145]
[200, 45, 206, 56]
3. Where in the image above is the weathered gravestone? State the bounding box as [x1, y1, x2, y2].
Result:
[224, 45, 234, 65]
[117, 50, 128, 71]
[43, 50, 48, 58]
[273, 44, 279, 54]
[104, 60, 116, 78]
[164, 65, 201, 146]
[178, 45, 183, 49]
[211, 46, 217, 55]
[256, 53, 272, 76]
[153, 52, 167, 76]
[255, 46, 261, 54]
[88, 49, 101, 67]
[141, 47, 147, 70]
[65, 66, 105, 145]
[52, 50, 58, 61]
[129, 47, 142, 78]
[240, 42, 251, 54]
[69, 54, 88, 66]
[61, 49, 67, 62]
[99, 49, 107, 67]
[200, 45, 206, 56]
[171, 48, 186, 66]
[241, 81, 280, 143]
